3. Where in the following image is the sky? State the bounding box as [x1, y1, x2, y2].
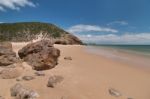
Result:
[0, 0, 150, 44]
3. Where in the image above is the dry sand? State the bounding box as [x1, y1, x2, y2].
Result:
[0, 43, 150, 99]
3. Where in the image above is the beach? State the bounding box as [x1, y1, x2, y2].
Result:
[0, 43, 150, 99]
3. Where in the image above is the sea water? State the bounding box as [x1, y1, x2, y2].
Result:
[86, 45, 150, 69]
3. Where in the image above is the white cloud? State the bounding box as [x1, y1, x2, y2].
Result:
[0, 0, 36, 11]
[67, 24, 118, 33]
[0, 6, 5, 11]
[107, 21, 128, 26]
[77, 33, 150, 44]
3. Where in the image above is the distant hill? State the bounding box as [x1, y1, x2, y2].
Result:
[0, 22, 83, 45]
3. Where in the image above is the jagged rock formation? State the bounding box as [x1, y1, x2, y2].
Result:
[0, 22, 83, 45]
[18, 40, 60, 71]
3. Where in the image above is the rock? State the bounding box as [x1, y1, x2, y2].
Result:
[54, 40, 67, 45]
[0, 67, 22, 79]
[10, 83, 39, 99]
[64, 34, 83, 45]
[22, 76, 35, 81]
[18, 40, 60, 71]
[54, 34, 83, 45]
[10, 83, 22, 96]
[34, 71, 45, 76]
[47, 75, 64, 88]
[0, 42, 12, 49]
[109, 88, 122, 97]
[64, 56, 72, 60]
[0, 44, 18, 66]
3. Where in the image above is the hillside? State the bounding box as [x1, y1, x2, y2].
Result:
[0, 22, 83, 44]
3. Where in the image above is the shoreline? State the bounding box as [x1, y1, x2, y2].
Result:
[0, 44, 150, 99]
[86, 45, 150, 72]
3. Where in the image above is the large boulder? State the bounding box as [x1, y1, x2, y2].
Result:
[18, 40, 60, 71]
[0, 42, 18, 66]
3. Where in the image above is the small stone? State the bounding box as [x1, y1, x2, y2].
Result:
[64, 57, 72, 60]
[22, 76, 35, 81]
[109, 88, 122, 97]
[34, 71, 45, 76]
[47, 75, 64, 88]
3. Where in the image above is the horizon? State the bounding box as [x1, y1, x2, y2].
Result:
[0, 0, 150, 45]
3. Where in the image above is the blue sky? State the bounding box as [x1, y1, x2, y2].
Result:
[0, 0, 150, 44]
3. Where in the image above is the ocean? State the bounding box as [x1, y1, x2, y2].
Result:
[87, 45, 150, 57]
[86, 45, 150, 69]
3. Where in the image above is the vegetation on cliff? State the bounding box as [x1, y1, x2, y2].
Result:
[0, 22, 82, 44]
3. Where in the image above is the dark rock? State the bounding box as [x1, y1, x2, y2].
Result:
[47, 75, 64, 88]
[18, 40, 60, 71]
[22, 76, 35, 81]
[109, 88, 122, 97]
[34, 71, 45, 76]
[64, 56, 72, 60]
[54, 40, 67, 45]
[10, 83, 39, 99]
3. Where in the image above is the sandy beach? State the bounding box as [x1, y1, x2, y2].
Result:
[0, 43, 150, 99]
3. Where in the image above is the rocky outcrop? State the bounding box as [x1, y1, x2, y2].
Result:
[54, 34, 83, 45]
[0, 42, 18, 66]
[10, 83, 39, 99]
[18, 40, 60, 71]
